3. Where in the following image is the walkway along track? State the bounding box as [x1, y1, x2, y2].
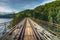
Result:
[17, 19, 26, 40]
[13, 18, 27, 40]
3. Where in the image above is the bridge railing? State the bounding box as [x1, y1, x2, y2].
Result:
[31, 18, 60, 38]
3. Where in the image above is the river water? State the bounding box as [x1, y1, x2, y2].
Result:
[0, 18, 12, 37]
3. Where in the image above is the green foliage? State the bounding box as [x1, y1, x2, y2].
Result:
[34, 1, 60, 23]
[8, 9, 33, 28]
[56, 10, 60, 24]
[48, 10, 53, 23]
[9, 1, 60, 28]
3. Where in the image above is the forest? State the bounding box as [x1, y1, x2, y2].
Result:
[9, 0, 60, 28]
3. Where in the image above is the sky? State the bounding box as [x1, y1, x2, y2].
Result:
[0, 0, 55, 13]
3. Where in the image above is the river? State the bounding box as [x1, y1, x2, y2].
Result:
[0, 18, 12, 37]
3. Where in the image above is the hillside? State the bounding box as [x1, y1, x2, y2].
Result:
[34, 1, 60, 24]
[9, 1, 60, 28]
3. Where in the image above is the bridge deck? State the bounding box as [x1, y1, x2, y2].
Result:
[24, 19, 35, 40]
[1, 18, 60, 40]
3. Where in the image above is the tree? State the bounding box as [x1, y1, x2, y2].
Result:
[56, 10, 60, 24]
[48, 10, 53, 23]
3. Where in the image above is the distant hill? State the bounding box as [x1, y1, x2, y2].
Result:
[0, 12, 11, 14]
[0, 14, 15, 18]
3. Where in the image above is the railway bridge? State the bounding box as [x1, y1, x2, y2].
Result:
[0, 18, 60, 40]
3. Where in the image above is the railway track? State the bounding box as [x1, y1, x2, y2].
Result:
[15, 18, 42, 40]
